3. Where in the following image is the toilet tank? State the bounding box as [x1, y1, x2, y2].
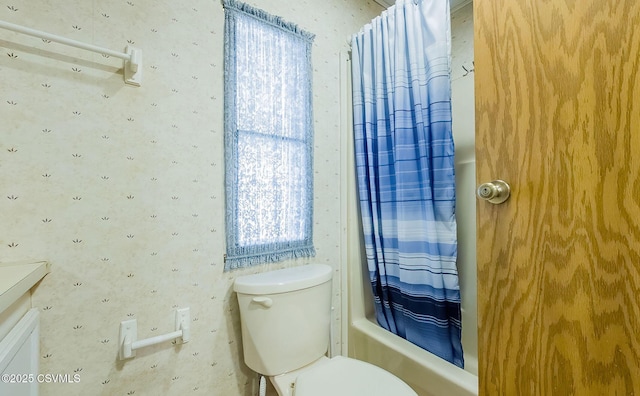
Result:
[233, 264, 333, 376]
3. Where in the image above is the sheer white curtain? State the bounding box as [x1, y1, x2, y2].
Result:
[223, 0, 315, 270]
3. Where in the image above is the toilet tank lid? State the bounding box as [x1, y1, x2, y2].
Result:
[233, 264, 332, 295]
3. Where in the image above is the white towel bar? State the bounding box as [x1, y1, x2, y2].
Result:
[0, 19, 142, 86]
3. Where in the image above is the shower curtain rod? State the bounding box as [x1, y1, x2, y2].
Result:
[0, 19, 142, 86]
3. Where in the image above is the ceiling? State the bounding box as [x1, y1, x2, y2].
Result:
[373, 0, 471, 11]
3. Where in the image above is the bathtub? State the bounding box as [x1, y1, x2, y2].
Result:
[346, 249, 478, 396]
[348, 318, 477, 396]
[344, 140, 479, 396]
[346, 246, 478, 396]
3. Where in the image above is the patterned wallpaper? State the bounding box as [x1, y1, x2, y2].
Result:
[450, 1, 474, 81]
[0, 0, 382, 395]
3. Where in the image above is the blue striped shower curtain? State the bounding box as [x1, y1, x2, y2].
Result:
[350, 0, 463, 367]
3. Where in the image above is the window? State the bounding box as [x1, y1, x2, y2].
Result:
[223, 0, 315, 270]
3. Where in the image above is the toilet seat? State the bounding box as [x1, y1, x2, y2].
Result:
[293, 356, 417, 396]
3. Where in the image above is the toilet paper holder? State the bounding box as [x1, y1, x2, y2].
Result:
[118, 308, 190, 360]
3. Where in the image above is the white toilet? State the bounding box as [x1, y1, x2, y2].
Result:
[234, 264, 418, 396]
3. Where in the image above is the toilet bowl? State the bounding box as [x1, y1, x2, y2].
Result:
[270, 355, 417, 396]
[233, 264, 418, 396]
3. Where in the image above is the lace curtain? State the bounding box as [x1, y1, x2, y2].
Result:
[223, 0, 315, 270]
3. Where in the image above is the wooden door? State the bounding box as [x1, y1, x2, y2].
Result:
[474, 0, 640, 394]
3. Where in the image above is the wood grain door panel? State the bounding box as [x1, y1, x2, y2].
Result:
[474, 0, 640, 394]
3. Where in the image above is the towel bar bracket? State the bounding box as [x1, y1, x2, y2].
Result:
[124, 45, 142, 86]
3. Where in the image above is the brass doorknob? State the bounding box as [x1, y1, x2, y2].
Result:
[477, 180, 510, 204]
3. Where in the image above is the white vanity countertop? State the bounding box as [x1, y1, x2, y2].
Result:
[0, 260, 50, 314]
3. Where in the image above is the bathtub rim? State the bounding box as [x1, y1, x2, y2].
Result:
[349, 316, 478, 396]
